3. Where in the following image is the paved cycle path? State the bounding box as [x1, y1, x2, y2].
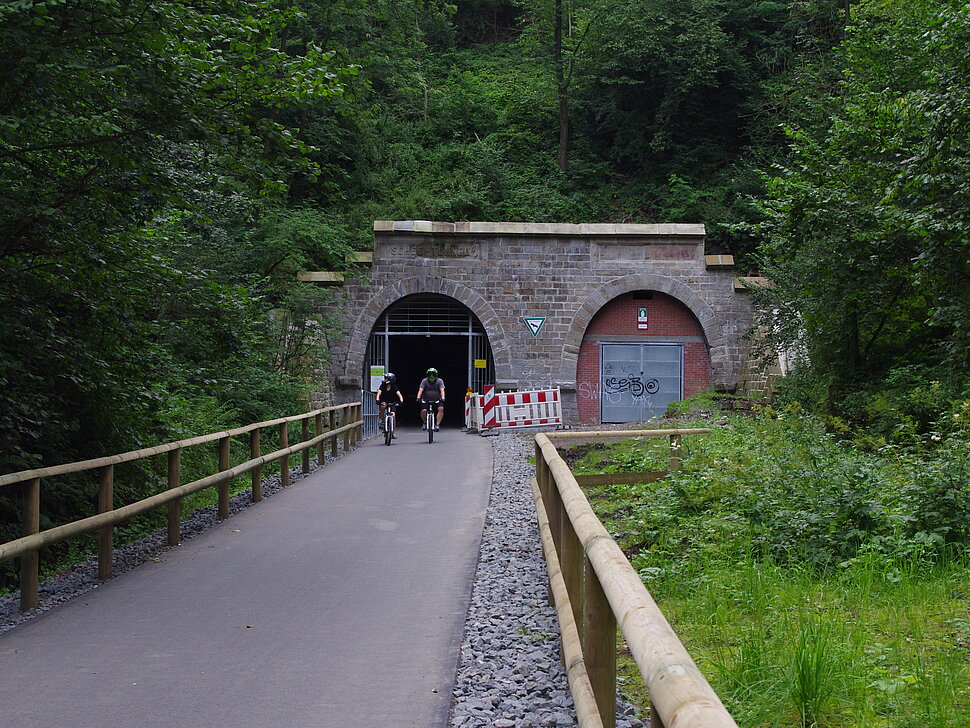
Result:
[0, 427, 493, 727]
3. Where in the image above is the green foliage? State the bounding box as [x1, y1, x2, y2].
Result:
[0, 0, 350, 466]
[575, 410, 970, 726]
[574, 407, 970, 575]
[753, 0, 970, 402]
[791, 615, 841, 727]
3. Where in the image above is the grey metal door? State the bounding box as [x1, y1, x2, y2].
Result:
[600, 343, 683, 423]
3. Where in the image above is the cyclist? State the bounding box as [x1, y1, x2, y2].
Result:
[376, 372, 404, 438]
[416, 367, 446, 431]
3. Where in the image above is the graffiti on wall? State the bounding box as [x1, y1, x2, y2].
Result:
[577, 377, 661, 406]
[603, 375, 660, 397]
[578, 381, 599, 401]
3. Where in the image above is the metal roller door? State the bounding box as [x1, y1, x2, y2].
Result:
[600, 343, 683, 423]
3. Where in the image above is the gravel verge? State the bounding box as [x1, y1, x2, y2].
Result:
[449, 429, 645, 728]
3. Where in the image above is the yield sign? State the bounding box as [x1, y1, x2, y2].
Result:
[523, 317, 546, 337]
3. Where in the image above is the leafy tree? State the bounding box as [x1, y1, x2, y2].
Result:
[754, 0, 970, 407]
[0, 0, 349, 469]
[450, 0, 521, 44]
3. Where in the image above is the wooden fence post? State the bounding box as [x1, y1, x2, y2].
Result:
[560, 500, 584, 640]
[250, 429, 262, 503]
[98, 465, 114, 580]
[329, 410, 338, 458]
[547, 469, 563, 561]
[279, 422, 289, 487]
[342, 407, 350, 453]
[584, 556, 617, 728]
[218, 436, 230, 520]
[315, 413, 324, 465]
[669, 434, 682, 472]
[536, 442, 556, 607]
[167, 449, 181, 546]
[302, 418, 310, 474]
[20, 477, 40, 612]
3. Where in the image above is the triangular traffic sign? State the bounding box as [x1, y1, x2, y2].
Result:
[523, 317, 546, 337]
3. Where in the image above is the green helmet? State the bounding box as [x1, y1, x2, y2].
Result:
[426, 367, 438, 377]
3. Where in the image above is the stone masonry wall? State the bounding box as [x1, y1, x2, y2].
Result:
[325, 221, 756, 423]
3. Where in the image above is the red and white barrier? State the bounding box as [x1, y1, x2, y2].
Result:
[482, 385, 496, 429]
[466, 387, 562, 431]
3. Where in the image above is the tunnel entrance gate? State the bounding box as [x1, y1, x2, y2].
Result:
[364, 294, 495, 428]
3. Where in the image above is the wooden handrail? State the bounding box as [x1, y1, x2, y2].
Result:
[0, 420, 360, 563]
[1, 404, 363, 612]
[530, 475, 605, 728]
[534, 429, 738, 728]
[0, 404, 353, 488]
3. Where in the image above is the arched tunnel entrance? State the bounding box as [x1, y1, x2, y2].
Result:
[363, 294, 495, 429]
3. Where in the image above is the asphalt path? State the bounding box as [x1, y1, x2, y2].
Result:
[0, 426, 493, 727]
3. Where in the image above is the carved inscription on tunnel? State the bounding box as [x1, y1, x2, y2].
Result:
[593, 242, 697, 261]
[382, 241, 480, 259]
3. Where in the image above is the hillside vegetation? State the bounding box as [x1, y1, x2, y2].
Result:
[570, 400, 969, 727]
[2, 0, 968, 596]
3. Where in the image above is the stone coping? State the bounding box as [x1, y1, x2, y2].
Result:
[373, 220, 706, 237]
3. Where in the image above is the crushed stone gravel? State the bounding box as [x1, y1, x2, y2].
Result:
[448, 429, 645, 728]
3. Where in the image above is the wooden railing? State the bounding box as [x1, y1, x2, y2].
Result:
[0, 403, 363, 612]
[533, 429, 738, 728]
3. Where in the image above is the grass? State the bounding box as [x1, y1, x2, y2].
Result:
[566, 409, 970, 728]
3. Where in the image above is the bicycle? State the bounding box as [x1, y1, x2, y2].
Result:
[382, 402, 399, 446]
[420, 399, 442, 443]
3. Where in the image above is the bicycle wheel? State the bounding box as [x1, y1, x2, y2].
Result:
[427, 411, 434, 443]
[384, 417, 392, 446]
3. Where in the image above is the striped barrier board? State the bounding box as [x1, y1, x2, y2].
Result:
[465, 393, 481, 430]
[492, 388, 562, 428]
[482, 385, 496, 429]
[466, 387, 562, 431]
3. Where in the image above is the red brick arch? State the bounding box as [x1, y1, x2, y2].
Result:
[573, 291, 712, 423]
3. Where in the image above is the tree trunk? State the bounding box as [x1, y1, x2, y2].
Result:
[554, 0, 568, 172]
[847, 305, 861, 370]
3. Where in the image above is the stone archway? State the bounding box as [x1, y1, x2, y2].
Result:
[341, 276, 512, 388]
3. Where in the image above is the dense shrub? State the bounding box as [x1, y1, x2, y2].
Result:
[573, 406, 970, 576]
